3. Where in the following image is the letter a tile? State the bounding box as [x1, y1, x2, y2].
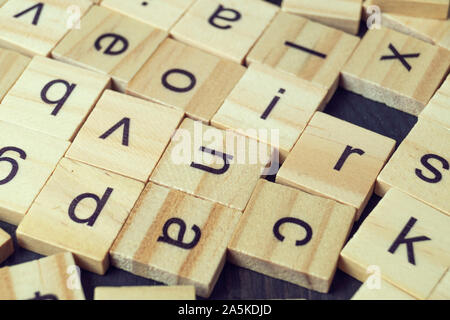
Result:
[0, 227, 13, 264]
[16, 158, 144, 275]
[340, 189, 450, 300]
[110, 183, 241, 298]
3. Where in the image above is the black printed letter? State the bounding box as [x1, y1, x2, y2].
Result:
[415, 153, 449, 184]
[208, 5, 241, 29]
[95, 33, 129, 55]
[273, 217, 313, 246]
[190, 146, 233, 175]
[68, 188, 113, 227]
[161, 69, 197, 93]
[99, 118, 130, 146]
[14, 3, 43, 25]
[40, 79, 77, 116]
[334, 145, 365, 171]
[0, 147, 27, 185]
[261, 88, 285, 120]
[29, 292, 58, 300]
[157, 218, 201, 250]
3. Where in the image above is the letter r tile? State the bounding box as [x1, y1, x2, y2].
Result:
[16, 158, 144, 275]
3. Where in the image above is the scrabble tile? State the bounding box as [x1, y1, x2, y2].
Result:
[351, 279, 416, 300]
[0, 48, 30, 103]
[376, 120, 450, 216]
[0, 56, 110, 141]
[0, 252, 85, 300]
[0, 0, 92, 56]
[94, 285, 196, 300]
[419, 75, 450, 129]
[0, 227, 13, 264]
[371, 0, 449, 19]
[276, 112, 396, 219]
[170, 0, 279, 64]
[66, 90, 183, 182]
[52, 5, 167, 92]
[0, 121, 69, 225]
[211, 64, 327, 160]
[101, 0, 196, 32]
[110, 183, 241, 298]
[428, 268, 450, 300]
[150, 118, 274, 211]
[228, 179, 355, 293]
[339, 188, 450, 300]
[0, 1, 7, 7]
[16, 158, 144, 275]
[341, 27, 450, 116]
[282, 0, 363, 35]
[127, 38, 246, 123]
[247, 12, 360, 102]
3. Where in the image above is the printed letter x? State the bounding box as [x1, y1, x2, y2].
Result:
[380, 43, 420, 72]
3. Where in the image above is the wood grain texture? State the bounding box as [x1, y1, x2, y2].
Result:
[376, 119, 450, 216]
[428, 268, 450, 300]
[277, 112, 395, 219]
[171, 0, 279, 64]
[419, 74, 450, 129]
[0, 48, 29, 103]
[52, 5, 167, 92]
[0, 252, 85, 300]
[0, 1, 7, 7]
[66, 90, 184, 182]
[94, 285, 196, 300]
[110, 183, 241, 298]
[339, 189, 450, 299]
[341, 27, 450, 116]
[16, 158, 144, 275]
[0, 56, 110, 141]
[371, 0, 449, 19]
[127, 38, 246, 123]
[0, 227, 13, 264]
[351, 278, 416, 300]
[0, 0, 92, 56]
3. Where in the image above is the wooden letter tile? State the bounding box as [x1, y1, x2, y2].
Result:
[339, 188, 450, 300]
[94, 285, 196, 300]
[228, 179, 355, 293]
[52, 5, 167, 92]
[351, 278, 416, 300]
[247, 12, 360, 101]
[66, 90, 183, 182]
[170, 0, 279, 64]
[277, 112, 396, 219]
[110, 183, 241, 298]
[419, 74, 450, 129]
[0, 252, 85, 300]
[0, 56, 110, 141]
[0, 228, 13, 264]
[0, 1, 7, 8]
[0, 48, 30, 103]
[212, 64, 327, 160]
[0, 0, 92, 56]
[341, 27, 450, 116]
[371, 0, 449, 19]
[127, 38, 246, 123]
[16, 158, 144, 275]
[376, 120, 450, 216]
[428, 268, 450, 300]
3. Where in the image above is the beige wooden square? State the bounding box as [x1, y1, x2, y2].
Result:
[127, 38, 245, 123]
[376, 120, 450, 217]
[67, 90, 183, 182]
[16, 158, 144, 275]
[0, 0, 92, 56]
[419, 75, 450, 129]
[0, 56, 110, 141]
[371, 0, 449, 19]
[101, 0, 196, 32]
[150, 118, 274, 211]
[0, 1, 7, 7]
[94, 286, 196, 300]
[282, 0, 363, 35]
[228, 179, 355, 293]
[351, 278, 416, 300]
[428, 268, 450, 300]
[0, 48, 30, 103]
[0, 121, 69, 225]
[170, 0, 279, 64]
[0, 227, 13, 264]
[339, 188, 450, 300]
[277, 112, 396, 219]
[110, 183, 241, 298]
[341, 27, 450, 116]
[247, 12, 360, 101]
[0, 252, 85, 300]
[211, 64, 327, 160]
[52, 5, 167, 92]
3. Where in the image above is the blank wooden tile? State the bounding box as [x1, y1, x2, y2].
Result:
[228, 179, 355, 293]
[211, 64, 327, 160]
[127, 38, 245, 123]
[0, 227, 13, 264]
[419, 75, 450, 129]
[0, 48, 30, 103]
[247, 12, 360, 101]
[67, 90, 183, 182]
[170, 0, 278, 64]
[282, 0, 362, 35]
[0, 121, 69, 225]
[428, 268, 450, 300]
[94, 285, 196, 300]
[277, 112, 396, 219]
[0, 56, 110, 141]
[110, 183, 241, 298]
[150, 118, 274, 211]
[16, 158, 144, 275]
[371, 0, 449, 19]
[341, 27, 450, 116]
[340, 188, 450, 300]
[52, 5, 167, 92]
[101, 0, 196, 32]
[351, 279, 416, 300]
[376, 120, 450, 217]
[0, 252, 85, 300]
[0, 0, 92, 56]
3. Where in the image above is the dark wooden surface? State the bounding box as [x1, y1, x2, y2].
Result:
[0, 0, 418, 300]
